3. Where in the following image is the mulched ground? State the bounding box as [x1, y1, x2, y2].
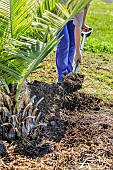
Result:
[0, 77, 113, 170]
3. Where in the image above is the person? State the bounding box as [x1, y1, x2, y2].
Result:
[56, 4, 91, 84]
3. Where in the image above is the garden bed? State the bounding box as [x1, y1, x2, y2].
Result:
[0, 80, 113, 169]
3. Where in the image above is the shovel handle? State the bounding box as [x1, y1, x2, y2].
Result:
[74, 28, 93, 74]
[74, 60, 80, 74]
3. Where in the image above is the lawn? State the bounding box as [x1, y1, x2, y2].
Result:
[29, 0, 113, 102]
[85, 0, 113, 53]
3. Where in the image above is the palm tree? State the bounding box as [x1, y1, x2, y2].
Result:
[0, 0, 92, 140]
[0, 0, 58, 100]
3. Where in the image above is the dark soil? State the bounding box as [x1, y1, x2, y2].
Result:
[0, 80, 113, 170]
[62, 73, 84, 93]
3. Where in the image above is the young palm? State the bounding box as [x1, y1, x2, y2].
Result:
[0, 0, 59, 140]
[0, 0, 92, 140]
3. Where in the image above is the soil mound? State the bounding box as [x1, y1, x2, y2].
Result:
[0, 81, 113, 170]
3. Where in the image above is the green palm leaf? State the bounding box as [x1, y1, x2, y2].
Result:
[35, 0, 92, 39]
[42, 0, 92, 30]
[0, 0, 35, 39]
[15, 36, 59, 100]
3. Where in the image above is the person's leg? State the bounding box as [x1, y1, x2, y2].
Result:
[56, 24, 69, 83]
[67, 20, 75, 73]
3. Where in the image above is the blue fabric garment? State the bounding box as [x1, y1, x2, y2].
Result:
[56, 20, 75, 83]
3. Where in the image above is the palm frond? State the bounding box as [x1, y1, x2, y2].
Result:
[0, 1, 9, 37]
[15, 35, 59, 100]
[0, 0, 35, 39]
[41, 0, 92, 30]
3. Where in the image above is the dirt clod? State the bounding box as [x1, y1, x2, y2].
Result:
[62, 73, 84, 93]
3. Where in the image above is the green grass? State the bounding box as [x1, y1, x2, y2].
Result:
[84, 0, 113, 53]
[79, 52, 113, 102]
[28, 0, 113, 102]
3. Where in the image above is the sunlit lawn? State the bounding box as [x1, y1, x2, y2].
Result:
[84, 0, 113, 53]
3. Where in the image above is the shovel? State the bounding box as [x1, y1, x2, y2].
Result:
[74, 28, 93, 74]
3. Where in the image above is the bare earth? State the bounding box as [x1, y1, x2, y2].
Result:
[0, 76, 113, 170]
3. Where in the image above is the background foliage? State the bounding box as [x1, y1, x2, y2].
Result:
[84, 0, 113, 53]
